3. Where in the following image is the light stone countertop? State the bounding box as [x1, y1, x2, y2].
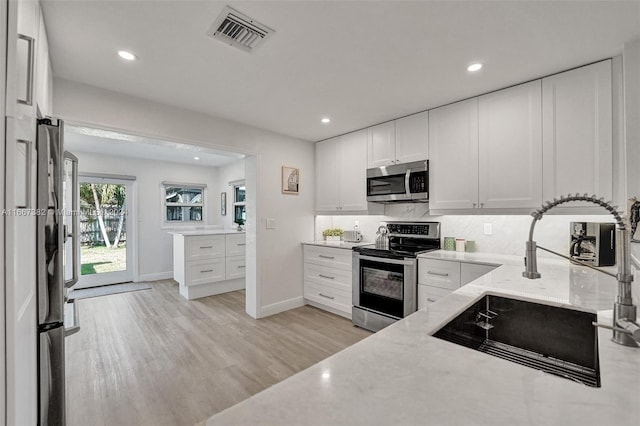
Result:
[168, 229, 245, 236]
[302, 241, 374, 250]
[207, 251, 640, 426]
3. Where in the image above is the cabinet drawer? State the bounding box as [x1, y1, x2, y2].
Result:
[417, 285, 454, 309]
[303, 245, 352, 271]
[304, 280, 352, 314]
[185, 258, 226, 286]
[418, 259, 461, 289]
[460, 262, 497, 286]
[185, 235, 225, 261]
[226, 255, 246, 280]
[304, 263, 351, 289]
[225, 234, 246, 257]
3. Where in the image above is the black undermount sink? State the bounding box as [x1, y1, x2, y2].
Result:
[432, 294, 601, 387]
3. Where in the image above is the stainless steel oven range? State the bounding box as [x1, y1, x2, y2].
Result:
[352, 222, 441, 332]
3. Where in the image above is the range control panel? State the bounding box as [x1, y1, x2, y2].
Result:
[386, 222, 440, 239]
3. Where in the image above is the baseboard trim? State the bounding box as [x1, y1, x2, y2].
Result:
[260, 296, 305, 318]
[136, 272, 174, 282]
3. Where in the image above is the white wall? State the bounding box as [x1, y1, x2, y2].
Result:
[53, 78, 315, 318]
[215, 158, 245, 230]
[74, 151, 226, 280]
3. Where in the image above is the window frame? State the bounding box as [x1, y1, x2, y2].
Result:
[161, 182, 207, 227]
[230, 180, 246, 225]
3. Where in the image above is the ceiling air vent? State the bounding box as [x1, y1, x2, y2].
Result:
[207, 6, 274, 53]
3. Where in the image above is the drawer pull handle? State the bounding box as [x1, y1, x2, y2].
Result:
[238, 265, 246, 269]
[318, 255, 335, 259]
[427, 298, 437, 303]
[319, 293, 335, 300]
[200, 269, 213, 273]
[427, 271, 449, 277]
[319, 274, 335, 280]
[200, 246, 213, 249]
[237, 243, 246, 246]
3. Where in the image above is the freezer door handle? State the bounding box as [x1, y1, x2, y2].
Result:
[39, 326, 65, 425]
[64, 300, 80, 337]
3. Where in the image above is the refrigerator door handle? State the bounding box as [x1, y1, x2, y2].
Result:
[64, 151, 79, 288]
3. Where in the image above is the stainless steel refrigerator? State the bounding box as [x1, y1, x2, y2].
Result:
[36, 118, 79, 425]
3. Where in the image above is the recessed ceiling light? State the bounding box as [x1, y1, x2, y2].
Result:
[321, 117, 331, 124]
[193, 156, 200, 160]
[467, 63, 483, 72]
[118, 50, 137, 61]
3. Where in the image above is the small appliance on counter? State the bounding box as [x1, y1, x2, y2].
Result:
[343, 230, 362, 242]
[570, 222, 615, 266]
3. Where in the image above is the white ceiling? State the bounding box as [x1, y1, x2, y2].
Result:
[65, 125, 244, 167]
[42, 1, 640, 142]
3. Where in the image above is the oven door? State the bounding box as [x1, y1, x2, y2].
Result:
[353, 254, 416, 319]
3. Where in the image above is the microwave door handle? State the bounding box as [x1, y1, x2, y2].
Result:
[64, 151, 79, 288]
[405, 169, 411, 196]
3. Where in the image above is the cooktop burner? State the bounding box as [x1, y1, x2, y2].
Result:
[352, 221, 441, 259]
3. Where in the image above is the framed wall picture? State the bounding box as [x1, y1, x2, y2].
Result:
[282, 166, 299, 195]
[221, 192, 227, 215]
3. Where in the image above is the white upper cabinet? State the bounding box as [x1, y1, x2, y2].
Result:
[367, 114, 429, 168]
[428, 99, 479, 210]
[478, 80, 543, 209]
[338, 130, 368, 211]
[316, 130, 370, 213]
[315, 137, 341, 212]
[395, 111, 429, 164]
[34, 5, 52, 118]
[367, 121, 396, 168]
[542, 60, 612, 206]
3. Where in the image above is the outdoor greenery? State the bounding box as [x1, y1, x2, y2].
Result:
[80, 183, 127, 248]
[81, 244, 127, 275]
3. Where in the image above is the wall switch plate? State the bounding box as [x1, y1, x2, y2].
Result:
[484, 223, 493, 235]
[266, 218, 276, 229]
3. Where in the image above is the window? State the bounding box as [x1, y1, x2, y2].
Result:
[163, 183, 206, 223]
[232, 181, 246, 225]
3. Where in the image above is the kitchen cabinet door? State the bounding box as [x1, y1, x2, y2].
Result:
[542, 60, 612, 206]
[367, 121, 395, 168]
[478, 80, 542, 209]
[339, 129, 368, 211]
[428, 98, 479, 210]
[395, 111, 428, 164]
[315, 137, 341, 212]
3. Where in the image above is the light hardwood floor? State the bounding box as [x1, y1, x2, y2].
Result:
[65, 280, 371, 426]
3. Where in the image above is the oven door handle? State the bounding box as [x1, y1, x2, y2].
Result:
[357, 255, 414, 266]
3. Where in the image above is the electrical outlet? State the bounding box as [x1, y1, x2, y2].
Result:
[483, 223, 493, 235]
[266, 218, 276, 229]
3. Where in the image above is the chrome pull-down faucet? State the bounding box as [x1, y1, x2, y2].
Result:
[523, 193, 639, 347]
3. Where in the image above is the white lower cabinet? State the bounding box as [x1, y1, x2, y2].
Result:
[418, 258, 497, 309]
[173, 233, 245, 300]
[303, 245, 352, 318]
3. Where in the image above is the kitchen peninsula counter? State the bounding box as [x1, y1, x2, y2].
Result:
[206, 252, 640, 425]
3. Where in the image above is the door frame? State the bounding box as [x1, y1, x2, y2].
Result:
[76, 173, 138, 288]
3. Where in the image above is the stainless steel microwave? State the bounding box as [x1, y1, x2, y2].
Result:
[366, 160, 428, 203]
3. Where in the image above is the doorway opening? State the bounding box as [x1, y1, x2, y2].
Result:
[75, 175, 134, 289]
